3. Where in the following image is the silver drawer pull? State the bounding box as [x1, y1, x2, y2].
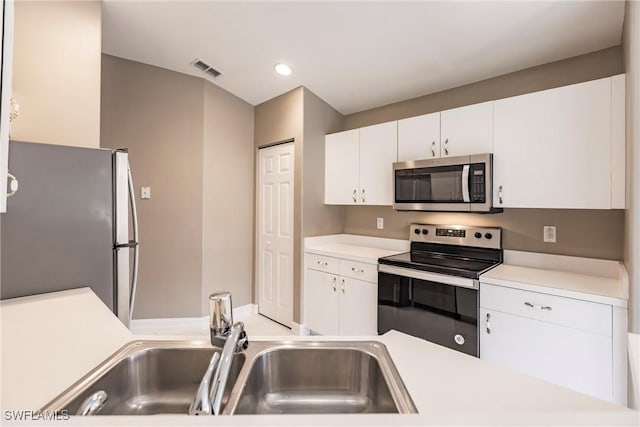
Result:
[316, 261, 328, 267]
[524, 302, 553, 311]
[351, 267, 365, 273]
[332, 277, 337, 292]
[486, 313, 491, 334]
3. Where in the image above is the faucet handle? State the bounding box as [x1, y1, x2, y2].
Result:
[236, 328, 249, 352]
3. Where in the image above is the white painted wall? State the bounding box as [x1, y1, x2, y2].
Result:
[11, 1, 101, 147]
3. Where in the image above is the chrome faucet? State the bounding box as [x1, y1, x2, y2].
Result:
[189, 292, 249, 416]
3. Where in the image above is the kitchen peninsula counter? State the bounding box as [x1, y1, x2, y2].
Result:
[1, 288, 636, 426]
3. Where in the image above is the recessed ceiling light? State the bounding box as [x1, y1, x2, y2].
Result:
[274, 63, 292, 76]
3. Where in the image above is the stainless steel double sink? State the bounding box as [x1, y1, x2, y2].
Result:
[42, 340, 417, 415]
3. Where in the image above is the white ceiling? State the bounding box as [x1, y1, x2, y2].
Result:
[102, 1, 625, 115]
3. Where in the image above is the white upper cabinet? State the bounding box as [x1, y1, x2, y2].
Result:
[398, 112, 440, 161]
[324, 129, 359, 204]
[0, 0, 15, 213]
[398, 103, 493, 162]
[359, 121, 397, 205]
[324, 122, 397, 206]
[493, 76, 624, 209]
[440, 101, 493, 157]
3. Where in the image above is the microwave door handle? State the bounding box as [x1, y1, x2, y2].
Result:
[462, 165, 470, 202]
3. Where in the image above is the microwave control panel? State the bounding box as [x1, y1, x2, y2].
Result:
[469, 163, 486, 203]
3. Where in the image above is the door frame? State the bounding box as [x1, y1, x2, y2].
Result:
[254, 139, 295, 327]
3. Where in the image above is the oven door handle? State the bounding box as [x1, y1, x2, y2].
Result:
[462, 164, 470, 203]
[378, 264, 479, 290]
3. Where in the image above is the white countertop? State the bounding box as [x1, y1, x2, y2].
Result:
[1, 288, 637, 426]
[304, 234, 409, 264]
[480, 250, 628, 307]
[0, 288, 134, 411]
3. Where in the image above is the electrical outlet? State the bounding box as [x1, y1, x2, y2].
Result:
[543, 226, 556, 243]
[141, 187, 151, 199]
[376, 217, 384, 230]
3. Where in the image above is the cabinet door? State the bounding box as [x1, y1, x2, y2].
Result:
[398, 112, 440, 161]
[0, 0, 15, 213]
[480, 309, 613, 402]
[304, 269, 339, 335]
[339, 277, 377, 336]
[359, 121, 397, 205]
[440, 101, 493, 157]
[324, 129, 359, 205]
[493, 78, 612, 209]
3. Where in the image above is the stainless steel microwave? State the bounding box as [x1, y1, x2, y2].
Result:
[393, 153, 501, 213]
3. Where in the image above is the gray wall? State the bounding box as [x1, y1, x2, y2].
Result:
[254, 87, 304, 322]
[623, 0, 640, 334]
[202, 78, 255, 315]
[101, 55, 254, 319]
[345, 207, 624, 260]
[101, 55, 204, 319]
[341, 47, 626, 261]
[302, 89, 345, 238]
[344, 47, 622, 129]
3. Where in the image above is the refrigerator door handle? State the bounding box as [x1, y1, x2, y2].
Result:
[127, 165, 140, 322]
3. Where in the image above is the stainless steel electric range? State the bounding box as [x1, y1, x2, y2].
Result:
[377, 224, 503, 356]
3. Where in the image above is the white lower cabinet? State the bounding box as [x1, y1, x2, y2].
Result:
[304, 253, 378, 336]
[480, 282, 625, 404]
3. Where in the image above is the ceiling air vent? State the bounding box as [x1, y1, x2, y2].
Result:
[192, 58, 221, 78]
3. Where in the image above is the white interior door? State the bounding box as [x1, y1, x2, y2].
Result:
[257, 142, 294, 326]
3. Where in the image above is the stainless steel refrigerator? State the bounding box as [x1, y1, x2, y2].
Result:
[0, 141, 139, 327]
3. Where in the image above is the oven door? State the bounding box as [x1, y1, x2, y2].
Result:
[378, 268, 478, 356]
[393, 153, 492, 212]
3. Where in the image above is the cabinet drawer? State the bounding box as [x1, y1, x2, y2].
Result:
[306, 253, 340, 274]
[339, 260, 377, 283]
[480, 283, 611, 336]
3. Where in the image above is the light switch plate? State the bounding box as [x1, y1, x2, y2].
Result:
[376, 217, 384, 230]
[543, 226, 556, 243]
[141, 187, 151, 199]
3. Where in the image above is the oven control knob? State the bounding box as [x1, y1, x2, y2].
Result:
[413, 229, 421, 235]
[484, 233, 493, 240]
[474, 232, 482, 239]
[454, 334, 465, 345]
[421, 229, 429, 235]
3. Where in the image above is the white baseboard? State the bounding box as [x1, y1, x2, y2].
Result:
[130, 304, 259, 335]
[291, 322, 311, 336]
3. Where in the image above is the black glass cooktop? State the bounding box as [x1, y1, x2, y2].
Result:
[379, 243, 502, 279]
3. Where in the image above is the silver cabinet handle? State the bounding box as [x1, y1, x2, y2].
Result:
[341, 279, 345, 294]
[431, 141, 436, 157]
[361, 188, 365, 203]
[498, 185, 503, 205]
[332, 277, 337, 292]
[316, 260, 328, 267]
[352, 188, 357, 203]
[486, 312, 491, 334]
[351, 267, 365, 273]
[444, 138, 449, 155]
[524, 302, 553, 311]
